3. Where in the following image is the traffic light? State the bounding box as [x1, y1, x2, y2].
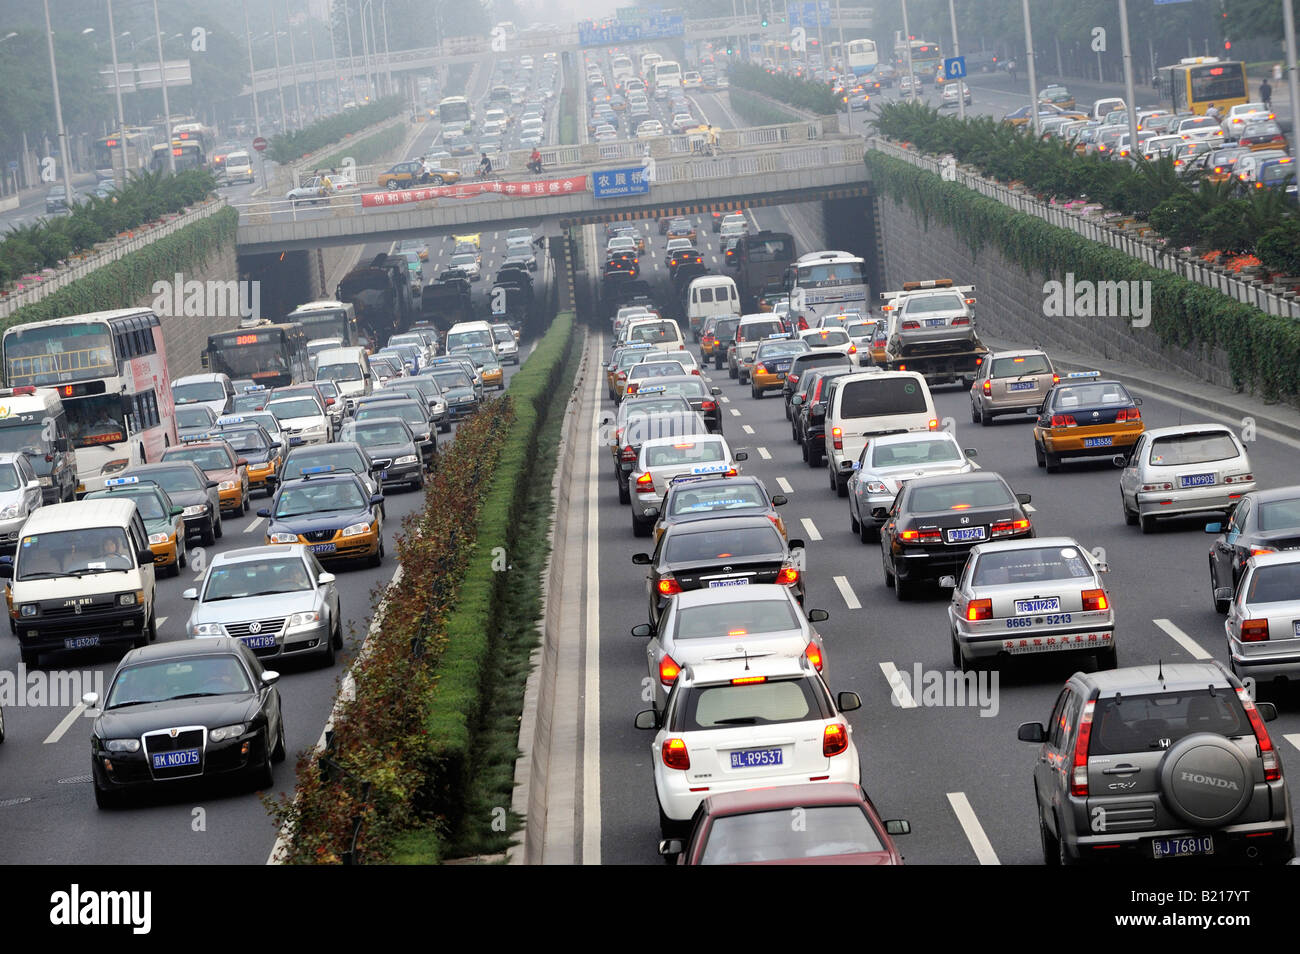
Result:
[761, 16, 769, 26]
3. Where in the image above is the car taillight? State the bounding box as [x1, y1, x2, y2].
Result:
[823, 723, 849, 757]
[691, 368, 700, 375]
[1224, 473, 1253, 484]
[804, 640, 823, 671]
[626, 382, 639, 394]
[1116, 407, 1141, 423]
[616, 370, 627, 380]
[831, 426, 843, 450]
[1241, 618, 1270, 642]
[701, 400, 717, 411]
[965, 598, 992, 621]
[1050, 414, 1077, 427]
[982, 380, 992, 395]
[952, 317, 971, 325]
[901, 320, 920, 330]
[900, 529, 942, 543]
[662, 736, 690, 769]
[1250, 546, 1277, 556]
[1070, 700, 1095, 797]
[1238, 687, 1280, 781]
[1052, 373, 1060, 384]
[760, 363, 774, 373]
[928, 419, 939, 430]
[636, 472, 655, 493]
[991, 519, 1031, 538]
[776, 566, 799, 586]
[1140, 482, 1173, 492]
[848, 344, 857, 354]
[621, 444, 637, 462]
[1081, 588, 1109, 611]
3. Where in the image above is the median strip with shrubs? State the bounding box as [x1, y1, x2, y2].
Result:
[730, 62, 839, 115]
[266, 96, 406, 166]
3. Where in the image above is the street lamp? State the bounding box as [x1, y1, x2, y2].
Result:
[151, 0, 175, 173]
[240, 0, 262, 145]
[106, 0, 130, 187]
[269, 1, 288, 131]
[41, 0, 77, 198]
[284, 0, 303, 130]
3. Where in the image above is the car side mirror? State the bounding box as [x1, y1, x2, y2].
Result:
[236, 458, 249, 468]
[1025, 407, 1039, 416]
[257, 508, 271, 518]
[964, 447, 978, 458]
[1205, 522, 1223, 533]
[836, 691, 862, 712]
[771, 494, 787, 506]
[1214, 586, 1233, 602]
[371, 495, 384, 506]
[1015, 492, 1031, 505]
[25, 479, 40, 491]
[710, 387, 720, 396]
[938, 575, 957, 588]
[261, 671, 281, 686]
[1134, 397, 1142, 406]
[790, 395, 803, 407]
[136, 547, 154, 565]
[81, 691, 100, 710]
[884, 819, 911, 836]
[645, 507, 660, 518]
[734, 452, 748, 462]
[851, 461, 861, 471]
[171, 506, 184, 517]
[631, 552, 652, 565]
[182, 588, 198, 600]
[318, 572, 336, 584]
[631, 623, 653, 637]
[1017, 722, 1047, 743]
[1257, 701, 1279, 722]
[658, 839, 684, 858]
[1112, 454, 1128, 468]
[807, 608, 829, 622]
[634, 708, 660, 730]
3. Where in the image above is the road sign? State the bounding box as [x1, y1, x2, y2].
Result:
[944, 56, 966, 80]
[252, 137, 268, 153]
[789, 1, 830, 27]
[6, 161, 16, 171]
[592, 166, 651, 199]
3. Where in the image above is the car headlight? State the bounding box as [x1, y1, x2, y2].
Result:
[0, 503, 23, 520]
[218, 480, 238, 491]
[148, 532, 172, 545]
[395, 455, 419, 465]
[104, 738, 141, 753]
[342, 521, 373, 537]
[118, 591, 142, 607]
[20, 604, 37, 617]
[457, 395, 474, 403]
[37, 476, 51, 487]
[287, 611, 321, 628]
[182, 504, 208, 517]
[269, 532, 300, 544]
[189, 621, 224, 637]
[209, 723, 247, 743]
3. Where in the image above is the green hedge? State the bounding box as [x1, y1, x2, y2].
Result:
[313, 124, 408, 177]
[730, 62, 838, 115]
[266, 96, 405, 165]
[865, 150, 1300, 402]
[1, 203, 238, 334]
[727, 88, 801, 126]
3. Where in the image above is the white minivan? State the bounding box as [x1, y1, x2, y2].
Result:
[313, 346, 372, 409]
[685, 275, 740, 342]
[821, 371, 939, 495]
[3, 498, 157, 666]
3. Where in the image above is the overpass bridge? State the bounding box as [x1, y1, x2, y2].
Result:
[240, 11, 874, 96]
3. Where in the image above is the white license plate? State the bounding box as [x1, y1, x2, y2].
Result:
[946, 526, 986, 543]
[1179, 473, 1216, 488]
[1014, 597, 1061, 615]
[708, 578, 750, 588]
[1152, 836, 1214, 859]
[1008, 381, 1037, 392]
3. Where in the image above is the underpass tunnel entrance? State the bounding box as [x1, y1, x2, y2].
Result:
[237, 250, 321, 319]
[823, 195, 883, 303]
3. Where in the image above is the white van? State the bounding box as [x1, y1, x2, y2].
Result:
[224, 151, 254, 185]
[313, 346, 372, 409]
[172, 373, 235, 418]
[3, 498, 157, 665]
[685, 275, 740, 342]
[0, 386, 77, 503]
[821, 371, 938, 495]
[617, 316, 687, 354]
[446, 320, 497, 355]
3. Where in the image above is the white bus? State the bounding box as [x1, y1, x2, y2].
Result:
[1, 309, 178, 496]
[612, 54, 635, 81]
[846, 39, 879, 76]
[641, 52, 663, 76]
[651, 60, 683, 96]
[0, 386, 78, 503]
[783, 251, 870, 328]
[437, 95, 473, 135]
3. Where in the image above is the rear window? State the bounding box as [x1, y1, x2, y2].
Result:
[846, 322, 874, 337]
[681, 678, 819, 731]
[805, 330, 850, 346]
[665, 525, 783, 563]
[668, 483, 767, 516]
[672, 598, 799, 638]
[739, 321, 784, 340]
[618, 349, 667, 369]
[623, 413, 702, 444]
[699, 806, 883, 864]
[696, 288, 714, 303]
[901, 293, 964, 314]
[839, 377, 928, 418]
[756, 342, 807, 360]
[1054, 384, 1132, 408]
[990, 354, 1051, 377]
[654, 379, 708, 399]
[1089, 692, 1251, 757]
[1245, 563, 1300, 603]
[1257, 497, 1300, 532]
[643, 440, 725, 468]
[869, 438, 961, 468]
[908, 479, 1014, 512]
[628, 321, 680, 344]
[795, 353, 851, 373]
[971, 545, 1093, 586]
[629, 361, 686, 379]
[1148, 432, 1239, 466]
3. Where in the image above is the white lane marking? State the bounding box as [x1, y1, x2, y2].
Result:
[799, 517, 822, 541]
[157, 617, 167, 627]
[729, 408, 741, 417]
[583, 335, 604, 866]
[719, 395, 730, 403]
[711, 254, 718, 264]
[757, 446, 771, 460]
[833, 575, 861, 609]
[1153, 618, 1212, 660]
[742, 424, 755, 434]
[1284, 734, 1300, 754]
[947, 792, 1001, 865]
[44, 704, 87, 744]
[879, 662, 917, 708]
[776, 477, 793, 494]
[244, 516, 266, 534]
[1023, 504, 1036, 513]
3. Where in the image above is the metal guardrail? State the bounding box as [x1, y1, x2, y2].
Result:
[0, 199, 230, 321]
[870, 138, 1300, 320]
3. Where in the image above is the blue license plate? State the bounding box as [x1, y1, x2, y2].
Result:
[379, 470, 389, 480]
[945, 526, 986, 543]
[1083, 436, 1113, 447]
[775, 362, 791, 371]
[152, 748, 201, 770]
[309, 543, 337, 554]
[64, 635, 100, 650]
[730, 747, 783, 769]
[926, 318, 947, 327]
[1008, 381, 1037, 392]
[1152, 836, 1214, 859]
[241, 635, 277, 650]
[289, 436, 304, 446]
[1179, 473, 1216, 488]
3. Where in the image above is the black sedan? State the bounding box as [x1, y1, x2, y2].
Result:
[1207, 486, 1300, 612]
[353, 396, 436, 466]
[341, 417, 424, 492]
[880, 472, 1033, 600]
[633, 515, 806, 626]
[792, 367, 853, 465]
[648, 375, 723, 435]
[85, 638, 284, 808]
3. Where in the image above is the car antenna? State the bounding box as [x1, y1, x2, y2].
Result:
[743, 648, 751, 671]
[1157, 658, 1165, 686]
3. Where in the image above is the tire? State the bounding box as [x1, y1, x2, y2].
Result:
[431, 175, 444, 185]
[1096, 645, 1119, 670]
[271, 717, 287, 762]
[882, 551, 896, 588]
[386, 180, 399, 191]
[834, 472, 848, 498]
[951, 631, 964, 669]
[321, 623, 336, 667]
[332, 616, 344, 651]
[894, 574, 915, 601]
[849, 507, 861, 536]
[0, 705, 5, 742]
[728, 364, 737, 379]
[369, 530, 385, 567]
[19, 647, 37, 667]
[94, 780, 122, 810]
[251, 732, 275, 790]
[1212, 558, 1231, 613]
[750, 384, 760, 400]
[1122, 494, 1138, 526]
[714, 356, 723, 370]
[1040, 812, 1061, 866]
[632, 512, 651, 537]
[214, 515, 224, 539]
[148, 609, 158, 642]
[232, 494, 244, 518]
[970, 401, 981, 424]
[201, 520, 215, 546]
[617, 473, 631, 505]
[801, 439, 809, 462]
[979, 406, 991, 426]
[1140, 513, 1156, 534]
[413, 468, 426, 491]
[807, 442, 823, 468]
[1035, 440, 1045, 468]
[1044, 451, 1061, 474]
[859, 518, 874, 544]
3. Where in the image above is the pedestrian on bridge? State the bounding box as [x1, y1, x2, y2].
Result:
[1261, 78, 1273, 110]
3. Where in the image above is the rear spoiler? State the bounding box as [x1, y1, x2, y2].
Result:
[880, 283, 975, 302]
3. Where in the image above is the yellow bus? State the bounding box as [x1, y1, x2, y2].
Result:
[1157, 57, 1248, 116]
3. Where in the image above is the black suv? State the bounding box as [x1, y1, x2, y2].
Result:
[1019, 662, 1293, 865]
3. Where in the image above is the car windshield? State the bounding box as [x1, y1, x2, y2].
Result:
[0, 464, 21, 492]
[700, 806, 883, 863]
[991, 354, 1051, 376]
[669, 484, 767, 516]
[901, 293, 964, 314]
[107, 655, 254, 707]
[1054, 384, 1132, 407]
[96, 490, 165, 520]
[665, 525, 782, 562]
[757, 342, 809, 359]
[674, 598, 799, 638]
[268, 399, 320, 420]
[430, 371, 471, 389]
[347, 421, 411, 445]
[628, 322, 679, 344]
[17, 526, 135, 578]
[166, 448, 232, 472]
[619, 350, 666, 369]
[203, 557, 313, 601]
[971, 545, 1093, 586]
[682, 677, 818, 730]
[1089, 691, 1251, 757]
[177, 406, 215, 429]
[624, 398, 693, 420]
[741, 321, 784, 339]
[316, 363, 363, 382]
[1148, 432, 1239, 466]
[275, 481, 366, 517]
[630, 362, 685, 379]
[282, 450, 364, 478]
[870, 438, 961, 468]
[841, 377, 928, 417]
[908, 480, 1014, 512]
[221, 430, 267, 453]
[173, 382, 226, 404]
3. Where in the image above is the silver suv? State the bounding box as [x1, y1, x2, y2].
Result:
[1018, 663, 1293, 865]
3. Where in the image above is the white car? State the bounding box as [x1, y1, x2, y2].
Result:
[1175, 115, 1226, 144]
[682, 71, 703, 88]
[1222, 102, 1273, 137]
[635, 657, 863, 837]
[448, 252, 481, 282]
[1224, 551, 1300, 685]
[636, 120, 664, 139]
[846, 430, 978, 540]
[940, 81, 971, 107]
[628, 433, 746, 534]
[1117, 424, 1256, 534]
[265, 396, 332, 448]
[607, 236, 638, 255]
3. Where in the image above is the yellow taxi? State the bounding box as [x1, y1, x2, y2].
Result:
[216, 423, 284, 494]
[262, 470, 384, 565]
[452, 232, 482, 250]
[750, 339, 807, 398]
[1032, 371, 1145, 473]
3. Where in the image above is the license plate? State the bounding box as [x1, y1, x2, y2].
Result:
[926, 318, 947, 327]
[691, 464, 728, 474]
[775, 362, 791, 371]
[1015, 597, 1061, 615]
[64, 635, 99, 650]
[309, 543, 337, 554]
[1179, 473, 1216, 488]
[289, 436, 304, 445]
[241, 635, 277, 650]
[1083, 436, 1113, 447]
[1003, 633, 1110, 654]
[946, 526, 986, 543]
[1008, 381, 1037, 392]
[730, 747, 782, 769]
[380, 470, 389, 480]
[708, 577, 750, 587]
[151, 748, 201, 770]
[1152, 836, 1215, 859]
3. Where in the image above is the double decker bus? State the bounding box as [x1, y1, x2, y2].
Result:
[784, 250, 870, 327]
[1, 309, 178, 495]
[437, 95, 473, 135]
[730, 230, 798, 311]
[201, 322, 309, 389]
[1158, 57, 1248, 116]
[285, 301, 360, 348]
[846, 39, 879, 76]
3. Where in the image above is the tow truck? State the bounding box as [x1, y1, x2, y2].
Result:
[876, 278, 988, 387]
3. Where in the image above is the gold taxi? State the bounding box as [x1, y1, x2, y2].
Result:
[1032, 372, 1144, 473]
[161, 440, 251, 516]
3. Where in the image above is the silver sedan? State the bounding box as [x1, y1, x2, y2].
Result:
[943, 537, 1115, 671]
[1224, 551, 1300, 689]
[1117, 424, 1255, 533]
[631, 584, 829, 714]
[847, 431, 979, 542]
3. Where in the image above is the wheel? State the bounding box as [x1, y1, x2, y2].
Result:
[1044, 451, 1061, 474]
[859, 518, 874, 544]
[1140, 513, 1156, 534]
[1212, 559, 1231, 613]
[617, 473, 631, 505]
[214, 515, 224, 539]
[431, 175, 444, 185]
[148, 609, 158, 642]
[178, 536, 187, 571]
[321, 622, 336, 667]
[882, 551, 896, 588]
[950, 631, 964, 669]
[979, 406, 991, 426]
[750, 384, 760, 400]
[19, 647, 36, 666]
[369, 530, 385, 567]
[829, 467, 838, 493]
[413, 468, 426, 491]
[271, 717, 287, 762]
[0, 705, 5, 742]
[232, 494, 244, 518]
[971, 401, 981, 424]
[1034, 440, 1045, 468]
[332, 616, 344, 651]
[1056, 814, 1077, 866]
[386, 180, 399, 191]
[632, 512, 651, 537]
[93, 780, 122, 810]
[808, 442, 823, 468]
[201, 520, 215, 546]
[1039, 812, 1061, 866]
[849, 507, 861, 535]
[834, 473, 848, 498]
[792, 422, 799, 442]
[728, 364, 737, 379]
[739, 371, 749, 385]
[1122, 494, 1138, 526]
[251, 731, 275, 790]
[714, 356, 723, 370]
[1096, 645, 1119, 670]
[894, 574, 915, 601]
